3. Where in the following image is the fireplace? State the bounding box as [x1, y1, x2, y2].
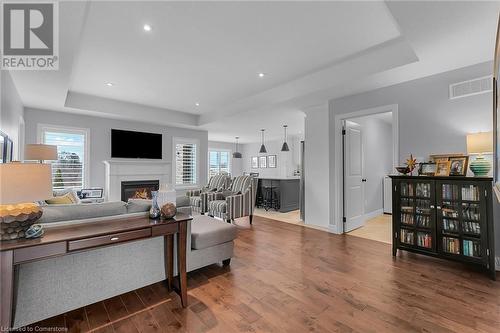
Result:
[121, 180, 159, 202]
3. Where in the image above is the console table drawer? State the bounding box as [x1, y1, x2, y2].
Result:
[151, 223, 178, 236]
[68, 229, 151, 251]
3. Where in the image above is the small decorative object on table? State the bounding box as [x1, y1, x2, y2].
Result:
[0, 163, 52, 240]
[395, 166, 410, 175]
[149, 191, 161, 219]
[161, 202, 177, 219]
[405, 154, 417, 174]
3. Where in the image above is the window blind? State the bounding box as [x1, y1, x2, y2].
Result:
[175, 142, 197, 185]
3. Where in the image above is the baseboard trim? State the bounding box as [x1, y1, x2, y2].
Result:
[364, 209, 384, 221]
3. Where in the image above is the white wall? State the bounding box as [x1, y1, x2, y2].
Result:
[333, 62, 492, 162]
[24, 108, 208, 191]
[240, 135, 302, 178]
[1, 71, 24, 160]
[303, 104, 332, 229]
[349, 116, 392, 214]
[208, 140, 243, 177]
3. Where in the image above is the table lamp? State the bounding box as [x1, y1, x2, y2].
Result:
[0, 163, 52, 240]
[466, 131, 493, 176]
[25, 144, 58, 163]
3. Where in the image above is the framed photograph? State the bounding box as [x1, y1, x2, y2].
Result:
[0, 132, 5, 164]
[449, 156, 469, 176]
[5, 137, 13, 162]
[268, 155, 277, 168]
[259, 156, 267, 168]
[435, 161, 451, 176]
[80, 188, 104, 199]
[418, 162, 437, 176]
[251, 156, 258, 169]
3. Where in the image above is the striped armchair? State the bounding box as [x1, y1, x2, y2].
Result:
[207, 175, 258, 224]
[186, 174, 231, 213]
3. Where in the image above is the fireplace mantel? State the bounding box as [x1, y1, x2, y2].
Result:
[103, 160, 171, 201]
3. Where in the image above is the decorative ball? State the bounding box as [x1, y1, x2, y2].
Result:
[161, 202, 177, 219]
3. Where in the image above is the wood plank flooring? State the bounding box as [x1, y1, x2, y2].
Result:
[347, 214, 392, 244]
[21, 216, 500, 333]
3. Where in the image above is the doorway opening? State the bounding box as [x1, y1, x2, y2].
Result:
[340, 107, 397, 244]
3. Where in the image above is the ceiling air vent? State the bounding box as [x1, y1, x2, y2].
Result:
[449, 75, 493, 100]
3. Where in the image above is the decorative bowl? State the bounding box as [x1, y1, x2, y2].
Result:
[396, 166, 410, 175]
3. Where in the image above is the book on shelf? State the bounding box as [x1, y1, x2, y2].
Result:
[461, 185, 479, 201]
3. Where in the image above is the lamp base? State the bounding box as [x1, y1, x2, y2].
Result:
[469, 156, 491, 177]
[0, 203, 43, 240]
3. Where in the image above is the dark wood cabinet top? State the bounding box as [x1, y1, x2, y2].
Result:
[389, 175, 493, 181]
[0, 213, 192, 252]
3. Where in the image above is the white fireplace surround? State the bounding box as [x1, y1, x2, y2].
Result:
[103, 160, 171, 202]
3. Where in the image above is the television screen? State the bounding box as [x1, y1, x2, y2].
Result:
[111, 129, 162, 159]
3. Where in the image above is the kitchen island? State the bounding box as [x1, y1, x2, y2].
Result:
[257, 177, 300, 212]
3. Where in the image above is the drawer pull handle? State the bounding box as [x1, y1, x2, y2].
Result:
[110, 237, 119, 241]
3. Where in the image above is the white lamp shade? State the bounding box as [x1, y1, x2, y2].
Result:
[466, 132, 493, 154]
[25, 144, 58, 161]
[0, 163, 53, 204]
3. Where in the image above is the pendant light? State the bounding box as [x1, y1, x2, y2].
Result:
[281, 125, 290, 152]
[233, 136, 242, 158]
[259, 129, 267, 153]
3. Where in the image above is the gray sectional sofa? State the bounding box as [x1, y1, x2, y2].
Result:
[13, 197, 237, 328]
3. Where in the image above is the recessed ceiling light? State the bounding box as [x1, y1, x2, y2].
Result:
[143, 24, 152, 32]
[195, 103, 200, 107]
[106, 82, 114, 87]
[258, 72, 265, 78]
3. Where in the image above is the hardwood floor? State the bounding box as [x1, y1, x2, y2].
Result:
[22, 216, 500, 333]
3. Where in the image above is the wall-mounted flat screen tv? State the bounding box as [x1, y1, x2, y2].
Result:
[111, 129, 162, 159]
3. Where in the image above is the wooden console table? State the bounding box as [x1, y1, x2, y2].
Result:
[0, 213, 192, 329]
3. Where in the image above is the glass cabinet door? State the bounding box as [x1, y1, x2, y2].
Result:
[436, 182, 486, 261]
[396, 180, 435, 251]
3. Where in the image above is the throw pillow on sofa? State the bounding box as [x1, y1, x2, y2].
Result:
[46, 192, 79, 205]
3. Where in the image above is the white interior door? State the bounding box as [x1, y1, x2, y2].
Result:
[343, 120, 365, 232]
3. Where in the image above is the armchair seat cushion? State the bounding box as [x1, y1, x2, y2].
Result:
[191, 215, 237, 250]
[189, 196, 202, 208]
[208, 200, 227, 214]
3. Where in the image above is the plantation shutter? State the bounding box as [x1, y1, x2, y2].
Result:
[175, 142, 197, 185]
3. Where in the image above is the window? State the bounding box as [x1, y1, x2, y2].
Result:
[208, 150, 230, 178]
[174, 139, 198, 186]
[38, 125, 89, 190]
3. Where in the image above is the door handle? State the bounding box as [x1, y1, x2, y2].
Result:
[362, 179, 367, 182]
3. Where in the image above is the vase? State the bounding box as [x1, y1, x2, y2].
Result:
[469, 155, 491, 177]
[149, 191, 161, 219]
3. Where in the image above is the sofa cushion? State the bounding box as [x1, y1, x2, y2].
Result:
[191, 215, 237, 250]
[39, 202, 128, 224]
[45, 192, 78, 205]
[126, 199, 151, 213]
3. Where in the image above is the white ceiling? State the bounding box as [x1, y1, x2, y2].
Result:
[8, 1, 500, 143]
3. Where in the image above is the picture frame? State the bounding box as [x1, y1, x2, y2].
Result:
[435, 161, 451, 176]
[0, 132, 5, 164]
[251, 156, 258, 169]
[259, 156, 267, 168]
[418, 162, 437, 176]
[5, 137, 13, 163]
[268, 155, 277, 168]
[80, 188, 104, 199]
[449, 156, 469, 176]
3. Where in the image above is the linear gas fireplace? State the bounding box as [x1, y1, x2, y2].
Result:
[121, 180, 159, 202]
